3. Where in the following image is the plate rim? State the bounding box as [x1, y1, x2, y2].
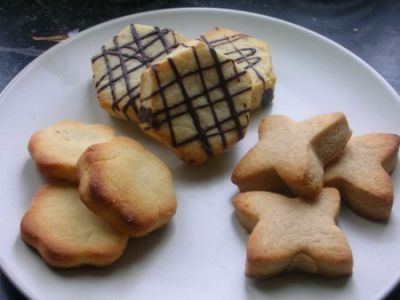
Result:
[0, 7, 399, 300]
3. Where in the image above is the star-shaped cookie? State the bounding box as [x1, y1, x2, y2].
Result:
[233, 188, 353, 278]
[324, 133, 400, 221]
[232, 113, 352, 196]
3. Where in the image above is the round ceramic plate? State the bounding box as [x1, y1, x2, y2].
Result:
[0, 8, 399, 300]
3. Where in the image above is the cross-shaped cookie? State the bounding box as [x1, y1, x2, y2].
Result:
[233, 188, 353, 278]
[324, 133, 400, 221]
[232, 113, 352, 196]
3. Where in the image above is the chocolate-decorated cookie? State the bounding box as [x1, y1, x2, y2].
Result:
[200, 27, 276, 110]
[138, 40, 253, 165]
[92, 24, 188, 122]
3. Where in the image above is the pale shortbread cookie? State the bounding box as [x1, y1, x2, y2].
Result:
[200, 27, 276, 110]
[92, 23, 188, 122]
[232, 113, 352, 197]
[77, 137, 177, 237]
[20, 185, 129, 268]
[28, 120, 115, 183]
[234, 188, 353, 278]
[324, 133, 400, 221]
[138, 40, 253, 165]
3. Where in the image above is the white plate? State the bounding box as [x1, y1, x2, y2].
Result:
[0, 8, 399, 300]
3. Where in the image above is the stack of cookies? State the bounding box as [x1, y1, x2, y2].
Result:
[21, 120, 177, 268]
[231, 112, 400, 278]
[91, 24, 276, 164]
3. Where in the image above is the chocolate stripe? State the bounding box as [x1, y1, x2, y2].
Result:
[152, 65, 177, 147]
[113, 35, 134, 119]
[101, 45, 118, 111]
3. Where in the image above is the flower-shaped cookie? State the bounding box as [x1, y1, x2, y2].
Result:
[21, 185, 129, 268]
[77, 137, 177, 237]
[28, 120, 115, 183]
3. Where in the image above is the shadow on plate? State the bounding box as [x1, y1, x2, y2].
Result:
[339, 202, 393, 240]
[246, 271, 351, 294]
[20, 159, 45, 205]
[169, 103, 275, 184]
[230, 210, 248, 245]
[21, 222, 176, 279]
[172, 147, 242, 184]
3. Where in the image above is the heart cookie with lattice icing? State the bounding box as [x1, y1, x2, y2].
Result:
[138, 40, 253, 164]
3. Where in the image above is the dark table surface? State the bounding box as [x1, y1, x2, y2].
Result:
[0, 1, 399, 299]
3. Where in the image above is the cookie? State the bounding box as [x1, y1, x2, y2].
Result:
[20, 185, 129, 268]
[77, 136, 177, 237]
[324, 133, 400, 221]
[138, 40, 253, 165]
[232, 113, 352, 196]
[233, 188, 353, 278]
[28, 120, 115, 183]
[92, 23, 188, 122]
[200, 27, 276, 110]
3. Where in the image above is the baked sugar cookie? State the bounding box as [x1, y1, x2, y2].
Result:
[28, 120, 115, 183]
[92, 23, 188, 122]
[77, 137, 177, 237]
[139, 40, 253, 164]
[200, 27, 276, 110]
[324, 133, 400, 221]
[20, 185, 129, 268]
[232, 113, 352, 196]
[234, 188, 353, 278]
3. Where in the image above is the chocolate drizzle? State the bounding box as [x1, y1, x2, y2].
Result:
[200, 33, 266, 89]
[92, 25, 181, 119]
[141, 45, 251, 158]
